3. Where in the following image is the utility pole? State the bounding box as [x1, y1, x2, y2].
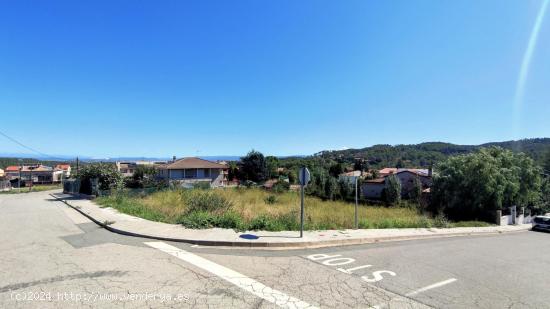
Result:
[76, 157, 79, 175]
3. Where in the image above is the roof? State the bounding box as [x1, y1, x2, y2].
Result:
[378, 167, 430, 177]
[159, 157, 228, 170]
[364, 178, 386, 184]
[5, 166, 19, 172]
[339, 170, 362, 177]
[379, 168, 398, 175]
[22, 165, 52, 172]
[396, 169, 430, 177]
[56, 164, 71, 170]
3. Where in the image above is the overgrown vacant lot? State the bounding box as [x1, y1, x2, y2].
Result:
[96, 188, 490, 231]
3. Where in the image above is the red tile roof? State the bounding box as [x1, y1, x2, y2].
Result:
[56, 164, 71, 170]
[5, 166, 20, 172]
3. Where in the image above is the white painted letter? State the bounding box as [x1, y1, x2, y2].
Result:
[307, 254, 341, 261]
[322, 258, 356, 266]
[337, 264, 372, 274]
[362, 270, 396, 283]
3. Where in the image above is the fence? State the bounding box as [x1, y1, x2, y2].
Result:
[0, 180, 11, 192]
[63, 179, 81, 194]
[496, 207, 534, 225]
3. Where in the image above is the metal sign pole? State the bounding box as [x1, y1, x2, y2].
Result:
[355, 177, 358, 229]
[300, 167, 305, 238]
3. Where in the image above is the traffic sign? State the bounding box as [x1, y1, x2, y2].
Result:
[298, 167, 310, 186]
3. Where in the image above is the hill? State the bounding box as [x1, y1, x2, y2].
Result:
[315, 138, 550, 168]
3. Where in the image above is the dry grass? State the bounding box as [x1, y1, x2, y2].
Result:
[97, 187, 441, 230]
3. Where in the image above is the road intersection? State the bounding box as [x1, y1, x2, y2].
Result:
[1, 191, 548, 308]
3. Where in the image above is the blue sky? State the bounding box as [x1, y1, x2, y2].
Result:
[1, 0, 549, 158]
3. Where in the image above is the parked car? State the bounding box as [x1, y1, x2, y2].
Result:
[532, 216, 550, 231]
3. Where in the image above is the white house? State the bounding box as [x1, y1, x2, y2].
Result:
[158, 157, 228, 187]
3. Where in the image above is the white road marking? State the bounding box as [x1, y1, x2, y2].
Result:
[405, 278, 457, 297]
[145, 242, 318, 309]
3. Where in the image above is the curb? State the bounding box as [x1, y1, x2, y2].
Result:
[50, 193, 531, 250]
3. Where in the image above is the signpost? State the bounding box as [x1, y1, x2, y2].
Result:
[298, 167, 311, 238]
[354, 176, 359, 229]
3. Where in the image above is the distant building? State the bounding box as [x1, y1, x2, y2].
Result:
[4, 165, 55, 184]
[116, 161, 166, 177]
[362, 168, 432, 199]
[0, 168, 4, 178]
[116, 162, 137, 177]
[55, 164, 71, 177]
[338, 170, 362, 183]
[158, 157, 228, 187]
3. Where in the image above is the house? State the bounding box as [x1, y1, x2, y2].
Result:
[158, 157, 228, 187]
[0, 168, 4, 178]
[4, 166, 21, 179]
[5, 165, 55, 184]
[55, 164, 71, 177]
[362, 168, 432, 199]
[338, 170, 362, 183]
[116, 162, 138, 177]
[116, 161, 167, 177]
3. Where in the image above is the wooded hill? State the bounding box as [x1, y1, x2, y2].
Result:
[315, 138, 550, 169]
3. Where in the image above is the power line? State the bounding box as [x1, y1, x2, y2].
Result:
[0, 130, 55, 159]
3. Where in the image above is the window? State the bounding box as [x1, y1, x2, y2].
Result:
[185, 169, 197, 178]
[203, 169, 211, 178]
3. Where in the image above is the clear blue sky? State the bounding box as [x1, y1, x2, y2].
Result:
[1, 0, 549, 158]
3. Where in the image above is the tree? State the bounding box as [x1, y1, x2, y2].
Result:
[534, 178, 550, 214]
[329, 162, 346, 177]
[383, 174, 401, 206]
[266, 156, 279, 179]
[543, 149, 550, 174]
[396, 158, 404, 169]
[407, 175, 422, 204]
[431, 147, 543, 221]
[324, 176, 339, 200]
[240, 150, 268, 182]
[78, 163, 123, 193]
[125, 165, 158, 188]
[227, 161, 240, 181]
[353, 159, 368, 172]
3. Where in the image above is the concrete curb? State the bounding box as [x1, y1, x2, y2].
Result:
[50, 193, 531, 250]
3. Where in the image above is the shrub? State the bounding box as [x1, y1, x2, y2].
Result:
[433, 213, 450, 228]
[178, 211, 217, 229]
[248, 215, 280, 231]
[272, 181, 290, 193]
[186, 190, 232, 213]
[215, 211, 244, 230]
[264, 195, 278, 204]
[193, 181, 212, 190]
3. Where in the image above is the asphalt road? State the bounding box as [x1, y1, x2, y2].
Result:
[1, 191, 549, 308]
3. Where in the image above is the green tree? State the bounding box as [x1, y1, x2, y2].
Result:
[265, 156, 279, 179]
[383, 174, 401, 206]
[329, 162, 346, 177]
[78, 163, 123, 193]
[408, 175, 422, 203]
[543, 149, 550, 174]
[353, 159, 368, 172]
[431, 147, 542, 221]
[396, 159, 404, 169]
[240, 150, 268, 182]
[324, 176, 339, 200]
[535, 178, 550, 214]
[227, 161, 240, 181]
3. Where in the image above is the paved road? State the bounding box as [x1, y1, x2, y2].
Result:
[1, 191, 549, 308]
